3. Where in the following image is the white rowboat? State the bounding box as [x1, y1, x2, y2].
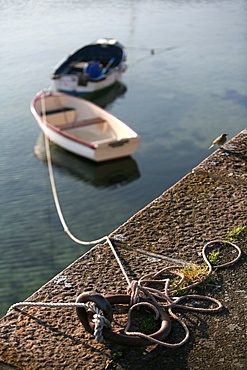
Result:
[31, 90, 140, 162]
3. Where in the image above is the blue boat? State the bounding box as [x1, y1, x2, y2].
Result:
[50, 38, 127, 97]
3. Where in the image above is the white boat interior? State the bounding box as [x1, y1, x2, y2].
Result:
[39, 94, 129, 146]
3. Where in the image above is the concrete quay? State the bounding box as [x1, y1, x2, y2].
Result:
[0, 129, 246, 370]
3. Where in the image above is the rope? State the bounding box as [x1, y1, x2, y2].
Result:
[8, 301, 100, 311]
[8, 239, 237, 348]
[7, 300, 111, 343]
[40, 89, 105, 245]
[47, 129, 129, 277]
[44, 127, 107, 246]
[123, 239, 240, 347]
[41, 91, 131, 287]
[41, 91, 131, 284]
[125, 306, 190, 348]
[10, 91, 241, 347]
[92, 313, 111, 343]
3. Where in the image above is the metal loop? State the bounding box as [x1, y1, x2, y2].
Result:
[76, 292, 113, 334]
[76, 293, 171, 347]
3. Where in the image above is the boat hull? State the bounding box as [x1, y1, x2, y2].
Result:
[53, 69, 124, 96]
[36, 122, 139, 162]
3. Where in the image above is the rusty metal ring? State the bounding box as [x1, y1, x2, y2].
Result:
[76, 293, 171, 347]
[76, 292, 113, 334]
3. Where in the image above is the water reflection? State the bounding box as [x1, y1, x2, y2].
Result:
[211, 89, 247, 107]
[34, 134, 140, 188]
[50, 80, 127, 108]
[89, 81, 127, 108]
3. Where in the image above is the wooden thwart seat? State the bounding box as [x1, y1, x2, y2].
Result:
[60, 116, 105, 130]
[41, 107, 76, 116]
[42, 105, 105, 129]
[42, 107, 77, 126]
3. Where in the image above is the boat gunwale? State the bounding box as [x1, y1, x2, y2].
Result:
[51, 38, 126, 77]
[40, 119, 98, 150]
[31, 92, 97, 149]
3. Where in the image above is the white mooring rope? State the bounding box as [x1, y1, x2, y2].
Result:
[7, 301, 111, 343]
[7, 91, 242, 347]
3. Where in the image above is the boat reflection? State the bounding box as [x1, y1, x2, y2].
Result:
[34, 134, 140, 188]
[83, 81, 127, 107]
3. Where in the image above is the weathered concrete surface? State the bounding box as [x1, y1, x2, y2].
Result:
[0, 129, 246, 370]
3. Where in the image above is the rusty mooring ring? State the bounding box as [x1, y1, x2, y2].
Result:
[76, 292, 171, 347]
[76, 291, 113, 334]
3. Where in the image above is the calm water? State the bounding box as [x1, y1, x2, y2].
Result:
[0, 0, 246, 317]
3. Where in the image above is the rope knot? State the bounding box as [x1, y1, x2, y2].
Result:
[127, 280, 143, 306]
[92, 312, 111, 343]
